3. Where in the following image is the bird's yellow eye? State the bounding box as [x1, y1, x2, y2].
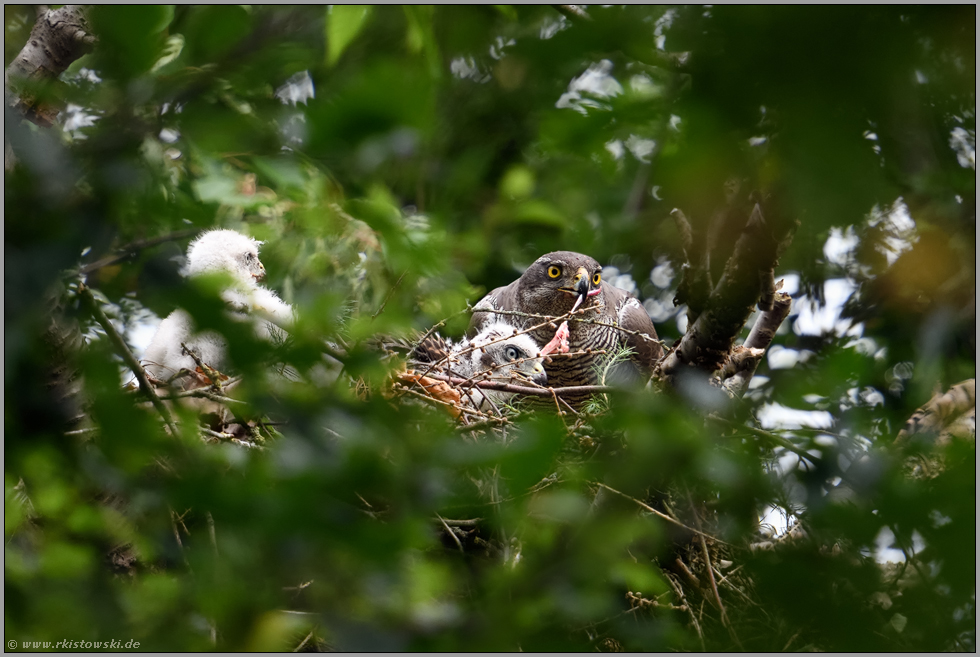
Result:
[592, 272, 601, 285]
[547, 266, 562, 279]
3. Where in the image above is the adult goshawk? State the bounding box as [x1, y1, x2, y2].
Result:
[468, 251, 663, 406]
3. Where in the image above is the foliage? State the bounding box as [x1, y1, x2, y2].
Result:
[5, 5, 975, 651]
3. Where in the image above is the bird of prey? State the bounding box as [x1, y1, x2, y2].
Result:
[142, 229, 294, 390]
[468, 251, 663, 406]
[401, 321, 548, 413]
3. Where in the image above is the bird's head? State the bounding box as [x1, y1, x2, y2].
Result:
[468, 323, 547, 386]
[184, 229, 267, 287]
[519, 251, 603, 316]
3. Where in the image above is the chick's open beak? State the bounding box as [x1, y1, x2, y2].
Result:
[531, 363, 547, 386]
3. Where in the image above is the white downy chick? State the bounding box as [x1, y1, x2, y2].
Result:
[447, 322, 547, 411]
[142, 229, 294, 389]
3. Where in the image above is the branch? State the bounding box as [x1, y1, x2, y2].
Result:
[5, 5, 96, 128]
[418, 371, 615, 398]
[78, 283, 180, 437]
[78, 229, 198, 275]
[723, 290, 793, 396]
[665, 573, 705, 651]
[660, 204, 792, 381]
[160, 387, 247, 406]
[455, 414, 527, 434]
[552, 5, 592, 22]
[593, 482, 731, 546]
[708, 414, 825, 468]
[671, 208, 711, 326]
[686, 488, 742, 649]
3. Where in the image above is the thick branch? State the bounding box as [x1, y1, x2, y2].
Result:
[660, 204, 790, 381]
[5, 5, 95, 127]
[724, 291, 793, 396]
[671, 208, 711, 325]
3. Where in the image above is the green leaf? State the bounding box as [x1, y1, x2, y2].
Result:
[90, 5, 176, 79]
[511, 199, 566, 227]
[493, 5, 518, 21]
[403, 5, 441, 78]
[326, 5, 373, 66]
[500, 165, 536, 199]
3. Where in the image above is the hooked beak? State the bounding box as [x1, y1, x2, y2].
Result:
[531, 364, 547, 386]
[566, 266, 599, 313]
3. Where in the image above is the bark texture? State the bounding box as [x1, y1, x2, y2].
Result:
[660, 204, 793, 382]
[724, 291, 793, 396]
[4, 5, 95, 127]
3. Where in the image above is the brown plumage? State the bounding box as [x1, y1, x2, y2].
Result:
[468, 251, 663, 406]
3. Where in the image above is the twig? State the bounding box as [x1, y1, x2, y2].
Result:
[782, 630, 802, 651]
[674, 557, 701, 589]
[413, 303, 475, 351]
[64, 427, 98, 436]
[202, 428, 266, 450]
[293, 627, 317, 653]
[394, 384, 498, 425]
[593, 482, 730, 546]
[78, 229, 198, 275]
[627, 590, 688, 612]
[893, 524, 932, 586]
[421, 371, 615, 398]
[687, 489, 742, 649]
[550, 387, 565, 418]
[371, 270, 407, 320]
[408, 307, 579, 386]
[437, 514, 465, 553]
[169, 507, 191, 566]
[455, 414, 518, 434]
[180, 342, 225, 392]
[206, 511, 218, 558]
[478, 307, 666, 349]
[712, 564, 757, 607]
[708, 414, 823, 467]
[321, 340, 349, 364]
[283, 580, 314, 593]
[666, 572, 705, 651]
[162, 388, 247, 406]
[437, 517, 482, 527]
[78, 283, 180, 438]
[170, 508, 185, 552]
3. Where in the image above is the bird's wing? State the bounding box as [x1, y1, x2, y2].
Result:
[602, 283, 664, 372]
[412, 333, 453, 364]
[468, 280, 522, 336]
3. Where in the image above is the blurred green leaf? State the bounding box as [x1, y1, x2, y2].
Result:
[327, 5, 373, 67]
